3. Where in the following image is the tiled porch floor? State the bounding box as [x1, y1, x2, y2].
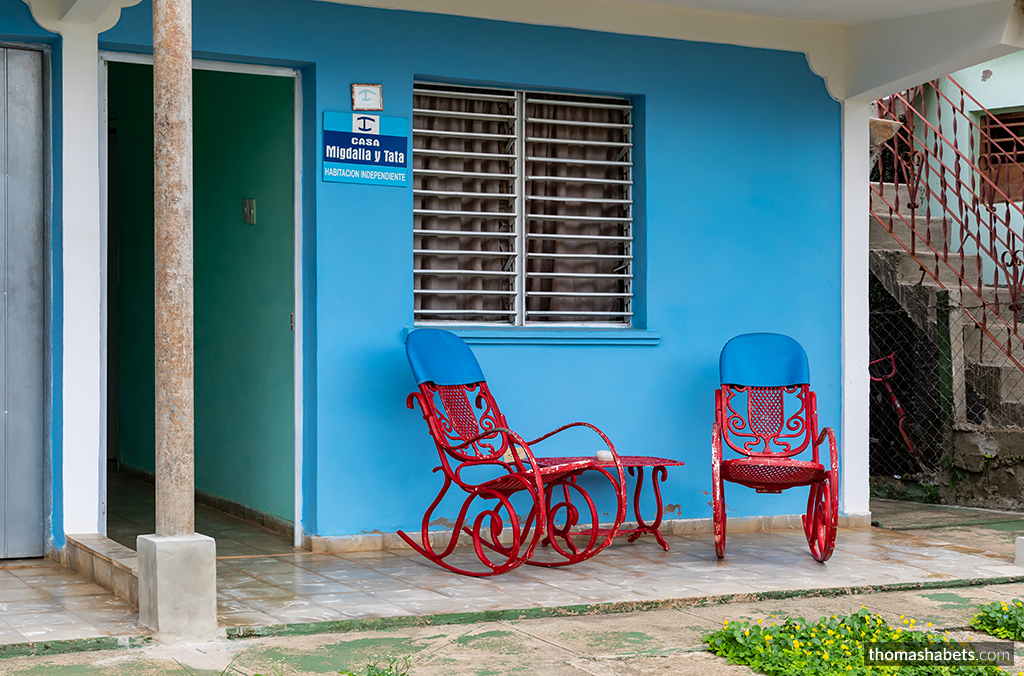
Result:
[1, 477, 1023, 645]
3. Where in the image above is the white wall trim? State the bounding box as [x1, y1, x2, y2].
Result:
[99, 51, 298, 78]
[61, 23, 104, 535]
[292, 71, 304, 549]
[841, 98, 871, 516]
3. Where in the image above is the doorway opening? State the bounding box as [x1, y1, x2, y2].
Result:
[105, 59, 298, 555]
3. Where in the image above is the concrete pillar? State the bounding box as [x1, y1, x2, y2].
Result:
[153, 0, 194, 538]
[138, 0, 217, 640]
[841, 98, 872, 518]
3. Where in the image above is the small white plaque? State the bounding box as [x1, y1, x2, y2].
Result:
[352, 84, 383, 111]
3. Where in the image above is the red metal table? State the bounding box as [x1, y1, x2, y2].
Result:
[536, 455, 685, 550]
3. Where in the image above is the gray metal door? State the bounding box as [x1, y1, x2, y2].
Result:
[0, 47, 45, 558]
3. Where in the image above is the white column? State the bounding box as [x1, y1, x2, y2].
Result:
[60, 23, 105, 535]
[841, 98, 871, 517]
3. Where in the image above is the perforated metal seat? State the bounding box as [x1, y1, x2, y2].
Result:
[720, 458, 825, 491]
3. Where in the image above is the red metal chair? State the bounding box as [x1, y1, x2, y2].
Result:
[400, 329, 627, 576]
[711, 333, 839, 562]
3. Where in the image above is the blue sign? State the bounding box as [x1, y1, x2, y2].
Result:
[322, 112, 408, 186]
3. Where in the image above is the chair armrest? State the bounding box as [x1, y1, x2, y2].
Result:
[525, 422, 627, 526]
[816, 427, 838, 474]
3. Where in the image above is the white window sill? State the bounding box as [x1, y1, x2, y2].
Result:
[402, 327, 661, 346]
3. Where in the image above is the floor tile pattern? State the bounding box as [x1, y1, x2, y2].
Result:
[2, 480, 1023, 645]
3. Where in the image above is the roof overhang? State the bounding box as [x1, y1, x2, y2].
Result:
[314, 0, 1024, 100]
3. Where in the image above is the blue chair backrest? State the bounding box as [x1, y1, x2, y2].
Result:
[406, 329, 486, 386]
[720, 333, 810, 387]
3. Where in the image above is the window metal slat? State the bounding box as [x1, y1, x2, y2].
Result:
[527, 137, 632, 148]
[527, 214, 631, 223]
[526, 117, 632, 129]
[415, 249, 517, 257]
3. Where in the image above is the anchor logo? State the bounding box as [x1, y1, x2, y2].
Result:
[352, 114, 379, 135]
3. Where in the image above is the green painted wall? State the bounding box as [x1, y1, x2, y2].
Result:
[109, 62, 295, 521]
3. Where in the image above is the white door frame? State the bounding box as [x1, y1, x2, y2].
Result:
[98, 51, 305, 546]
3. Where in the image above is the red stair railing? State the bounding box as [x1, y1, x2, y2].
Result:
[872, 76, 1024, 373]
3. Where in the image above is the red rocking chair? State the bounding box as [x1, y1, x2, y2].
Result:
[712, 333, 839, 562]
[400, 329, 627, 576]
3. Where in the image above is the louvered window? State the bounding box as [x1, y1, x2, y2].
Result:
[413, 82, 633, 326]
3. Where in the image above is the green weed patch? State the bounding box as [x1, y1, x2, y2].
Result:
[704, 608, 1011, 675]
[971, 598, 1024, 641]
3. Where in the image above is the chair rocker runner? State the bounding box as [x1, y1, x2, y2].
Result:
[400, 329, 628, 576]
[712, 333, 839, 562]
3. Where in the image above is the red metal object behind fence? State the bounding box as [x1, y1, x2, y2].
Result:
[873, 77, 1024, 374]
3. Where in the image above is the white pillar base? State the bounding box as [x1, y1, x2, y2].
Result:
[137, 533, 217, 641]
[1016, 536, 1024, 567]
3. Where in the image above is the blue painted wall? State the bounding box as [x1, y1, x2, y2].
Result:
[0, 0, 63, 550]
[107, 0, 841, 538]
[102, 0, 842, 537]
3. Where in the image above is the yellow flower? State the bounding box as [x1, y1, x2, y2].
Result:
[745, 630, 749, 636]
[764, 635, 772, 641]
[927, 622, 932, 628]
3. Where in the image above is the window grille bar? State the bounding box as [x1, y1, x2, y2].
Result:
[526, 156, 632, 167]
[525, 98, 633, 111]
[414, 249, 518, 257]
[525, 117, 632, 129]
[412, 129, 516, 141]
[414, 189, 515, 198]
[527, 137, 632, 148]
[526, 310, 634, 317]
[414, 210, 516, 218]
[412, 108, 516, 122]
[414, 289, 515, 296]
[527, 272, 633, 279]
[528, 195, 632, 205]
[415, 231, 516, 240]
[527, 214, 632, 223]
[527, 291, 634, 298]
[415, 269, 517, 277]
[416, 169, 517, 180]
[416, 82, 516, 98]
[413, 90, 516, 102]
[414, 149, 517, 160]
[527, 252, 634, 260]
[524, 90, 630, 103]
[526, 175, 632, 185]
[526, 233, 631, 242]
[415, 309, 517, 316]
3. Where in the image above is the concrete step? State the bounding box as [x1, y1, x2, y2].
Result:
[967, 360, 1024, 409]
[895, 251, 984, 289]
[871, 183, 916, 216]
[962, 322, 1024, 369]
[869, 214, 960, 253]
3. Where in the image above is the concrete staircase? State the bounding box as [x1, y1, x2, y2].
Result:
[870, 186, 1024, 427]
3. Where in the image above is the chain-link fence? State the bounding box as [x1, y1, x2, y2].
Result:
[869, 273, 1024, 505]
